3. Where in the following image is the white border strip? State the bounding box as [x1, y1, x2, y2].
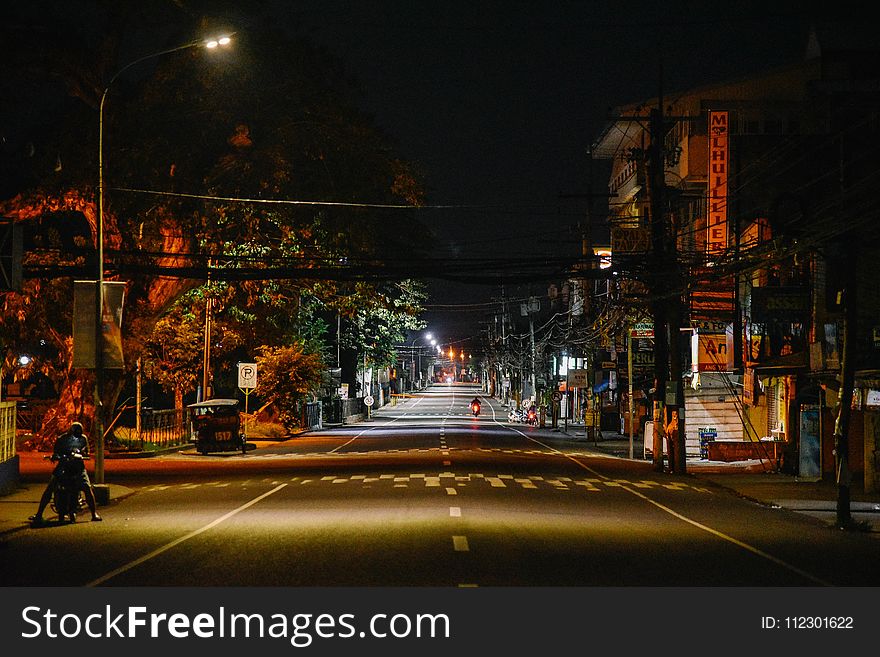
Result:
[493, 415, 832, 587]
[86, 483, 288, 587]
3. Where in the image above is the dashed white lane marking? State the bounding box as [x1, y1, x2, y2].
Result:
[449, 507, 462, 517]
[446, 487, 457, 495]
[329, 394, 425, 453]
[86, 483, 288, 587]
[452, 536, 469, 552]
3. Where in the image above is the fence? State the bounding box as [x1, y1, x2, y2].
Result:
[323, 397, 364, 425]
[122, 408, 190, 452]
[0, 402, 15, 463]
[302, 401, 322, 430]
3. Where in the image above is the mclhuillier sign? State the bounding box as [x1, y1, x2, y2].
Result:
[707, 110, 729, 258]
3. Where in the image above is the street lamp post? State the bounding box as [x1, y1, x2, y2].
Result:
[409, 332, 432, 391]
[93, 35, 232, 489]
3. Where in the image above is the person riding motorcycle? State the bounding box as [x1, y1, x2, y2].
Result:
[470, 397, 481, 416]
[30, 421, 102, 525]
[527, 403, 538, 426]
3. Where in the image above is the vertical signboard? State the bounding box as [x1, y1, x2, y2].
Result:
[72, 280, 126, 369]
[707, 111, 729, 259]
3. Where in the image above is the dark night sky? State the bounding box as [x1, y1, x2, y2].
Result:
[279, 1, 827, 344]
[6, 1, 855, 347]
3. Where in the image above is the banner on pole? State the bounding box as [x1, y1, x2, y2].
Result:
[72, 280, 126, 369]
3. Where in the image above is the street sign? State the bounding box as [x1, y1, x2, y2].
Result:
[363, 395, 375, 407]
[551, 391, 562, 402]
[566, 369, 589, 388]
[238, 363, 258, 389]
[631, 322, 654, 338]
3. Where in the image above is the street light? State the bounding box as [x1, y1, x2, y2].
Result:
[410, 331, 433, 391]
[93, 34, 232, 488]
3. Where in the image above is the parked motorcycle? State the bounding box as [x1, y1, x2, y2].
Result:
[48, 450, 86, 523]
[508, 408, 525, 423]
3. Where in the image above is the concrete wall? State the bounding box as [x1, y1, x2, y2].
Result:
[0, 455, 20, 496]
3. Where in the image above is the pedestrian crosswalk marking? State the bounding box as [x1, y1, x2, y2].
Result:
[139, 474, 713, 495]
[452, 536, 469, 552]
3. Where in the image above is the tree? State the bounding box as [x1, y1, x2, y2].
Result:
[254, 343, 324, 431]
[1, 5, 430, 440]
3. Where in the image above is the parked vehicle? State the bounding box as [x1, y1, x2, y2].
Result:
[49, 450, 86, 523]
[188, 399, 247, 455]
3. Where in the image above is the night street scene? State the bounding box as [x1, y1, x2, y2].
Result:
[1, 1, 880, 652]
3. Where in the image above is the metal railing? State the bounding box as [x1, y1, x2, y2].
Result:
[323, 397, 365, 424]
[0, 402, 15, 463]
[302, 401, 322, 430]
[122, 408, 190, 452]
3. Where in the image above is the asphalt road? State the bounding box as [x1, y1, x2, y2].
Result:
[2, 383, 879, 587]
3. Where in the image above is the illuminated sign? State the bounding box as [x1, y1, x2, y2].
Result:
[707, 111, 729, 258]
[691, 332, 730, 372]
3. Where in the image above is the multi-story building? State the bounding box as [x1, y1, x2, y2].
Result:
[592, 29, 880, 490]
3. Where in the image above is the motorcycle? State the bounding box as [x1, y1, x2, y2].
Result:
[49, 450, 86, 523]
[526, 407, 538, 426]
[470, 401, 481, 417]
[508, 407, 525, 423]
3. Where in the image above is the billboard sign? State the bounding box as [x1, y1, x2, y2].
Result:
[707, 111, 729, 258]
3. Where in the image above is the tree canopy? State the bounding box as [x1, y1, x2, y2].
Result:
[1, 3, 431, 438]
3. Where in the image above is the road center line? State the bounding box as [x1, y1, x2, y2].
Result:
[330, 395, 425, 453]
[494, 418, 832, 587]
[85, 483, 288, 587]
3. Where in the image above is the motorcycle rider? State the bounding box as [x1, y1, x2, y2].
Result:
[30, 421, 102, 525]
[470, 396, 481, 415]
[527, 402, 538, 425]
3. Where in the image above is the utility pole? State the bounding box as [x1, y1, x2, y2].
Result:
[201, 258, 214, 401]
[648, 105, 669, 473]
[645, 47, 689, 474]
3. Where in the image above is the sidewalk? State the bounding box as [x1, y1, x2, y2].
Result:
[0, 481, 136, 539]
